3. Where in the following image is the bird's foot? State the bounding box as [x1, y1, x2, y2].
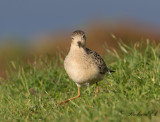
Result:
[57, 99, 69, 106]
[94, 83, 99, 97]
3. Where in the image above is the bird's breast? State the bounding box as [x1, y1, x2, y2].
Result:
[64, 55, 100, 84]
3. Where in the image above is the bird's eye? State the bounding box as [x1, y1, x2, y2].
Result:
[82, 35, 86, 40]
[72, 37, 74, 40]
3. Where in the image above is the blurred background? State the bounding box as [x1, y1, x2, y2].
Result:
[0, 0, 160, 77]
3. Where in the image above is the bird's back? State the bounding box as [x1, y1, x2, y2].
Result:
[85, 48, 109, 74]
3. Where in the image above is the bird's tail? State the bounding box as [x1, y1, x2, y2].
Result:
[108, 68, 115, 73]
[110, 70, 115, 73]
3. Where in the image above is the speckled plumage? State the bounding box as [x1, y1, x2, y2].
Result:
[58, 30, 114, 105]
[85, 48, 109, 74]
[64, 30, 113, 87]
[72, 30, 85, 37]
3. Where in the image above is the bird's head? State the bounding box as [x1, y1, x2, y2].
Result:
[71, 30, 86, 48]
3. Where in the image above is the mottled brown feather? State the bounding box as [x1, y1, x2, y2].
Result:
[85, 48, 110, 74]
[72, 30, 85, 37]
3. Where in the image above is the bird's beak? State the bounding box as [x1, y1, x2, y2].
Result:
[77, 41, 81, 48]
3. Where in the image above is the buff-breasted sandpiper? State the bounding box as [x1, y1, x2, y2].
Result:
[58, 30, 114, 105]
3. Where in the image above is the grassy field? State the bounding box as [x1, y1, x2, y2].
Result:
[0, 39, 160, 122]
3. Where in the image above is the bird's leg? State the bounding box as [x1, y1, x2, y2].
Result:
[95, 82, 99, 96]
[57, 86, 80, 106]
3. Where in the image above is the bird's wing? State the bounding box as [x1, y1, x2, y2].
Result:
[85, 48, 113, 74]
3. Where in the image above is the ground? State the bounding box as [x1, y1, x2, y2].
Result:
[0, 40, 160, 122]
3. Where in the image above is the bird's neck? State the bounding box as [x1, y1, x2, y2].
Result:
[69, 44, 86, 53]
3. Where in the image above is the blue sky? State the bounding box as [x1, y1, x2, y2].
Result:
[0, 0, 160, 39]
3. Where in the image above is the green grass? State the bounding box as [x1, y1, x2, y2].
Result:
[0, 40, 160, 122]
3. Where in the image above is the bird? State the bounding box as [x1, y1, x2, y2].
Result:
[58, 30, 114, 105]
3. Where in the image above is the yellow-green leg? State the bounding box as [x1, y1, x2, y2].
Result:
[58, 86, 80, 106]
[95, 82, 99, 96]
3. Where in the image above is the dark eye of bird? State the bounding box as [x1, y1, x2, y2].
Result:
[72, 37, 74, 40]
[83, 35, 86, 40]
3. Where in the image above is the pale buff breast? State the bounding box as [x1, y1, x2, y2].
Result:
[64, 51, 102, 85]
